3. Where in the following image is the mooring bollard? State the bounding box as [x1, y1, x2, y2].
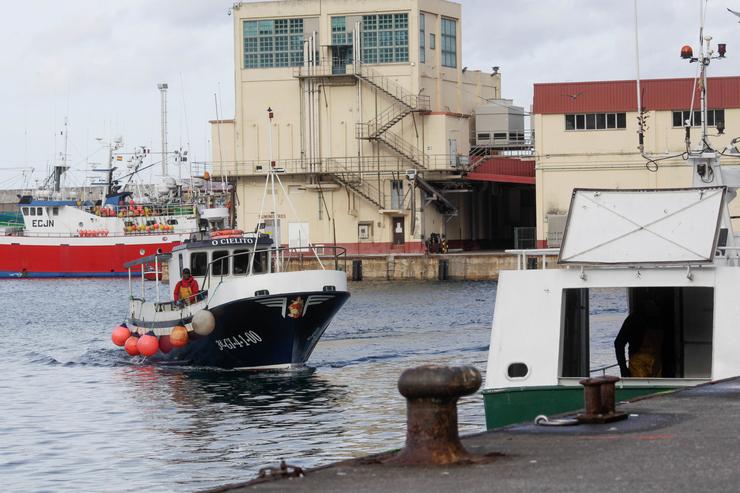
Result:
[577, 375, 627, 424]
[386, 365, 482, 466]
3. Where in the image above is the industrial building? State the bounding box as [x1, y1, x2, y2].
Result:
[210, 0, 534, 254]
[533, 76, 740, 247]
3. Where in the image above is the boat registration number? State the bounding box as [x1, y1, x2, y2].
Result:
[215, 330, 263, 351]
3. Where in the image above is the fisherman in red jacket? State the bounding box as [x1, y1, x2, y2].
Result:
[174, 268, 200, 305]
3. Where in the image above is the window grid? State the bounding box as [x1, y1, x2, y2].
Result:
[361, 13, 408, 64]
[565, 113, 627, 131]
[441, 17, 456, 68]
[244, 18, 304, 69]
[671, 109, 725, 127]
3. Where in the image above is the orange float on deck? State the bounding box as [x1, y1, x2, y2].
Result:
[137, 334, 159, 357]
[111, 325, 131, 346]
[170, 326, 189, 347]
[124, 336, 140, 356]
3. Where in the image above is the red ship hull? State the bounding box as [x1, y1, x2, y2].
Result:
[0, 235, 185, 278]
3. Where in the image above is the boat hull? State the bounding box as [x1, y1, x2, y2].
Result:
[0, 236, 185, 278]
[130, 291, 350, 369]
[482, 385, 678, 430]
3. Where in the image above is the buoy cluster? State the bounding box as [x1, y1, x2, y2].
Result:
[112, 324, 189, 356]
[125, 223, 175, 234]
[111, 311, 216, 358]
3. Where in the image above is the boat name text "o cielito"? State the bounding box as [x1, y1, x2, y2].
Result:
[211, 237, 255, 246]
[32, 219, 54, 228]
[215, 330, 262, 351]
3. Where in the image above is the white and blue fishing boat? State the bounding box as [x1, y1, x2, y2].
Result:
[122, 231, 349, 369]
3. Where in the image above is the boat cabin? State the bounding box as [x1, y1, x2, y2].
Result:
[483, 187, 740, 429]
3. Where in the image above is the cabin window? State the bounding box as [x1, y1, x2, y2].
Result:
[190, 252, 208, 277]
[52, 207, 59, 216]
[22, 207, 28, 216]
[30, 208, 36, 216]
[211, 250, 230, 276]
[233, 249, 250, 274]
[37, 207, 43, 215]
[253, 251, 268, 274]
[560, 287, 714, 380]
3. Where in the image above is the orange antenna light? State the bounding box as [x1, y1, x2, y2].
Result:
[680, 45, 694, 59]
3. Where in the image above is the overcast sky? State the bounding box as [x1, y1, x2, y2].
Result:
[1, 0, 738, 189]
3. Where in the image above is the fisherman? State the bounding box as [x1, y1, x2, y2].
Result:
[174, 268, 199, 306]
[614, 295, 663, 378]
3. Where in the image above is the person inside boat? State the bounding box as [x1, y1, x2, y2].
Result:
[614, 295, 664, 378]
[174, 268, 199, 306]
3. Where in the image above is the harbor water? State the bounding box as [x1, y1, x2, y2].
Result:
[1, 280, 627, 493]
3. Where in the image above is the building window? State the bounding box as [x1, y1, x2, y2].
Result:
[672, 109, 725, 127]
[430, 32, 436, 50]
[243, 18, 304, 69]
[362, 13, 408, 64]
[358, 222, 373, 240]
[331, 16, 353, 46]
[391, 180, 404, 209]
[565, 112, 626, 131]
[441, 17, 456, 68]
[419, 13, 425, 63]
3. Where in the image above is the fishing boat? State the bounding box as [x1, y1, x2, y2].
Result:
[117, 231, 349, 369]
[0, 145, 234, 278]
[482, 22, 740, 429]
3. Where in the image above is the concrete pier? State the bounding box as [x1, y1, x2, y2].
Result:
[286, 252, 557, 281]
[209, 377, 740, 493]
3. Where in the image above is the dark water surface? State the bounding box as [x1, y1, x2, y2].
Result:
[1, 280, 497, 493]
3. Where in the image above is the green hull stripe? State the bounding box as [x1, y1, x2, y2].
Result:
[483, 386, 676, 430]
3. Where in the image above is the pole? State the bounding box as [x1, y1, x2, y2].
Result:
[158, 83, 169, 176]
[268, 107, 281, 272]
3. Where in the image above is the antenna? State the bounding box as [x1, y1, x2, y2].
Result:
[157, 83, 169, 176]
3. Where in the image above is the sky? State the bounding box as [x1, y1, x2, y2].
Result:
[0, 0, 738, 190]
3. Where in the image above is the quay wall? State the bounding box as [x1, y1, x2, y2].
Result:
[283, 253, 559, 281]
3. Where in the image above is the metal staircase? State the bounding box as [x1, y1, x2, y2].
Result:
[354, 63, 430, 170]
[323, 158, 384, 209]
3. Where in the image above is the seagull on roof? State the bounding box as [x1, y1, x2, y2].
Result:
[561, 92, 583, 100]
[729, 8, 740, 21]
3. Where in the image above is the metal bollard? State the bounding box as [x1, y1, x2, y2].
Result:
[386, 365, 482, 466]
[577, 376, 628, 424]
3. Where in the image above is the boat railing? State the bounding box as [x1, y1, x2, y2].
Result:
[590, 363, 620, 376]
[505, 248, 560, 270]
[715, 246, 740, 266]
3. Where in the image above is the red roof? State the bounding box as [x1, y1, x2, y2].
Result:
[533, 76, 740, 114]
[466, 157, 535, 184]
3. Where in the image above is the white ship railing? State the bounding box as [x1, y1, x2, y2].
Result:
[505, 248, 559, 270]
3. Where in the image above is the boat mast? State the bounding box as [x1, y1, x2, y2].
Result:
[267, 106, 281, 272]
[53, 117, 70, 193]
[158, 82, 169, 177]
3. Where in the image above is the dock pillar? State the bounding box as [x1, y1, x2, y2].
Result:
[387, 365, 481, 466]
[352, 259, 363, 281]
[438, 259, 449, 280]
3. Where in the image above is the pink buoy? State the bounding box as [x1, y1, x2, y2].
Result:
[111, 325, 131, 347]
[124, 336, 140, 356]
[137, 334, 159, 357]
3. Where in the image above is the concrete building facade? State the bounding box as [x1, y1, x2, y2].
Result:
[532, 76, 740, 247]
[210, 0, 531, 254]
